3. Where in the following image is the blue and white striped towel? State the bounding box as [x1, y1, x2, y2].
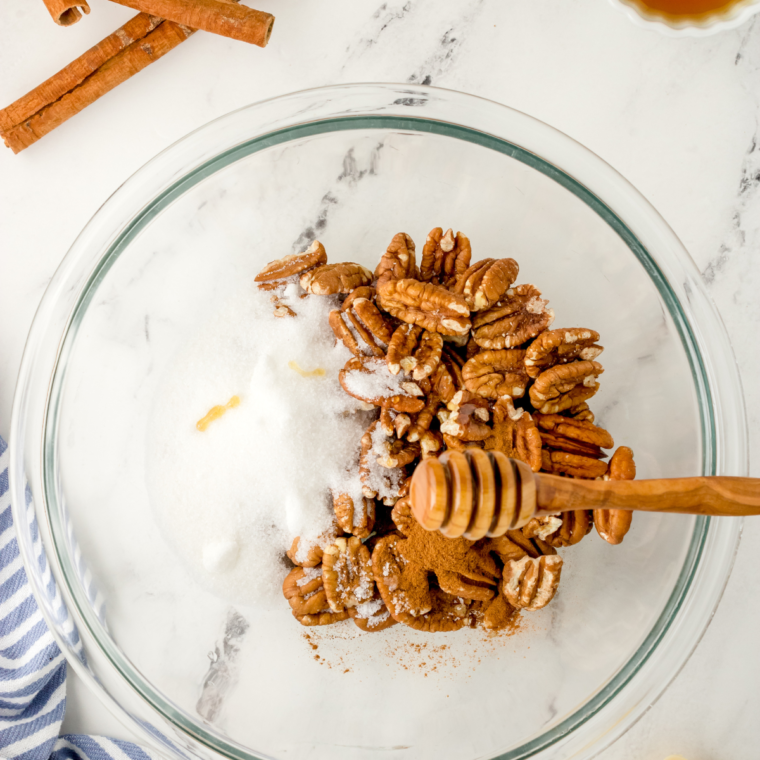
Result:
[0, 435, 161, 760]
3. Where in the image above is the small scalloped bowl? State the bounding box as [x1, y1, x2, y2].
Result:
[609, 0, 760, 36]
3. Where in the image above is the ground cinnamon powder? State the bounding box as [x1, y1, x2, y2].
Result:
[386, 499, 526, 633]
[394, 500, 498, 584]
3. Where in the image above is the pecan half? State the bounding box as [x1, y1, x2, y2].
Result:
[254, 241, 327, 283]
[519, 515, 564, 543]
[377, 278, 471, 336]
[483, 398, 542, 472]
[419, 227, 472, 288]
[502, 555, 563, 611]
[439, 403, 491, 442]
[484, 531, 556, 563]
[608, 444, 636, 480]
[471, 284, 554, 349]
[322, 537, 375, 612]
[529, 360, 604, 414]
[300, 262, 373, 295]
[441, 434, 483, 452]
[386, 324, 443, 381]
[445, 388, 490, 413]
[372, 534, 470, 632]
[436, 570, 495, 602]
[351, 297, 394, 343]
[342, 285, 376, 309]
[429, 363, 456, 404]
[462, 349, 529, 399]
[296, 610, 350, 626]
[375, 232, 417, 287]
[348, 598, 398, 631]
[387, 324, 421, 375]
[524, 510, 593, 547]
[479, 589, 517, 632]
[454, 258, 519, 311]
[565, 401, 594, 423]
[282, 567, 350, 626]
[395, 413, 412, 438]
[379, 400, 412, 439]
[534, 414, 614, 458]
[329, 297, 393, 357]
[332, 491, 375, 539]
[507, 529, 557, 558]
[287, 536, 332, 567]
[339, 356, 425, 408]
[406, 393, 440, 442]
[541, 449, 608, 479]
[360, 421, 408, 503]
[420, 430, 443, 458]
[374, 434, 421, 469]
[524, 327, 603, 379]
[427, 349, 465, 404]
[483, 535, 529, 563]
[595, 446, 636, 545]
[537, 433, 602, 458]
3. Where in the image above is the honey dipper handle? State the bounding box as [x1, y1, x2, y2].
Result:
[536, 474, 760, 517]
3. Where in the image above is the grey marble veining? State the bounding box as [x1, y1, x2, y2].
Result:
[196, 609, 250, 725]
[292, 141, 387, 252]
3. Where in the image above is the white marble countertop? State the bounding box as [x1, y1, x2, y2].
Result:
[2, 0, 760, 757]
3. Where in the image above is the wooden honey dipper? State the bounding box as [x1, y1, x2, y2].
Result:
[409, 449, 760, 540]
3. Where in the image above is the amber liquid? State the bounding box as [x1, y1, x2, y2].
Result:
[196, 395, 240, 432]
[633, 0, 743, 18]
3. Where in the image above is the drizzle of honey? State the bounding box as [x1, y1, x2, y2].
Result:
[196, 395, 240, 432]
[631, 0, 743, 18]
[288, 360, 326, 378]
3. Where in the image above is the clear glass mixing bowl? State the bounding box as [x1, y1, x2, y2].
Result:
[10, 84, 747, 760]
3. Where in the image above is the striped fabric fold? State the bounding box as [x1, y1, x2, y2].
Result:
[0, 436, 162, 760]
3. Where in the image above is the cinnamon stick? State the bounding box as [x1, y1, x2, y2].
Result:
[107, 0, 273, 47]
[0, 14, 194, 154]
[42, 0, 91, 26]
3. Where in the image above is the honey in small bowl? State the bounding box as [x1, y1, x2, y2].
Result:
[630, 0, 745, 19]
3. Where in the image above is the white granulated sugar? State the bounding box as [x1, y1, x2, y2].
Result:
[296, 567, 323, 587]
[292, 541, 308, 565]
[202, 539, 240, 574]
[356, 569, 374, 602]
[342, 358, 409, 401]
[146, 282, 370, 609]
[361, 424, 403, 500]
[354, 599, 384, 620]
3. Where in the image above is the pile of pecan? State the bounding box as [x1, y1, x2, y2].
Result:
[255, 228, 636, 634]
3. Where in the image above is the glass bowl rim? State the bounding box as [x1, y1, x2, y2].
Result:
[9, 82, 747, 760]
